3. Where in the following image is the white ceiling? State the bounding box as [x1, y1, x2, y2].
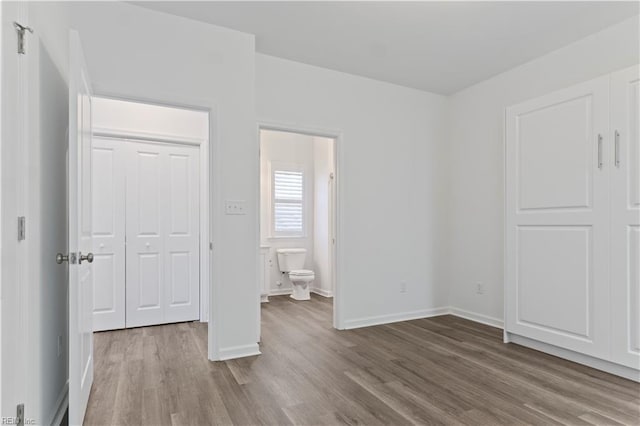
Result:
[135, 1, 639, 94]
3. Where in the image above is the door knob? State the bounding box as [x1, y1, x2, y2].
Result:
[56, 253, 69, 264]
[79, 252, 94, 264]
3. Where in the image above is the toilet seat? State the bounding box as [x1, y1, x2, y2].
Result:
[289, 269, 314, 277]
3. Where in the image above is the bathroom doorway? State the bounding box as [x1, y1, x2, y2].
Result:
[258, 125, 339, 333]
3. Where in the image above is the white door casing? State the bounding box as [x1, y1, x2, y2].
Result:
[126, 141, 200, 328]
[68, 30, 94, 426]
[610, 65, 640, 370]
[92, 138, 125, 331]
[505, 75, 611, 359]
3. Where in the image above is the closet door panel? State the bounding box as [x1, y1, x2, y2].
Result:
[506, 76, 610, 359]
[163, 147, 200, 323]
[126, 144, 164, 327]
[92, 138, 125, 331]
[611, 65, 640, 369]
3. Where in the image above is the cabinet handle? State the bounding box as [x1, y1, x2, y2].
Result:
[615, 130, 620, 168]
[598, 134, 603, 169]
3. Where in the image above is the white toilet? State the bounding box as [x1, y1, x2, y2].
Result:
[276, 248, 315, 301]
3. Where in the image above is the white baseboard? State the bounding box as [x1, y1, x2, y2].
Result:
[217, 343, 261, 361]
[311, 287, 333, 298]
[47, 380, 68, 426]
[269, 288, 292, 296]
[447, 307, 504, 329]
[343, 307, 449, 330]
[508, 333, 640, 382]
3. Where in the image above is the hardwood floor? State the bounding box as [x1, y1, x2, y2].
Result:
[84, 295, 640, 425]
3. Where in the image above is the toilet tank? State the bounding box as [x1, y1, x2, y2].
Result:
[276, 248, 307, 272]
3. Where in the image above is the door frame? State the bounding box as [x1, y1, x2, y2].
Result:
[257, 121, 344, 330]
[91, 95, 211, 324]
[92, 91, 222, 362]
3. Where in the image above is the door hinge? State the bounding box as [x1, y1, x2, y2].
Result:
[17, 216, 26, 241]
[16, 403, 24, 426]
[13, 22, 33, 55]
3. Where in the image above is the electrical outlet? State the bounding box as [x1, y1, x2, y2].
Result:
[225, 200, 247, 215]
[476, 282, 484, 295]
[400, 281, 408, 293]
[57, 335, 62, 357]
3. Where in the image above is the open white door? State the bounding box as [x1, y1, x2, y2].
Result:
[67, 30, 94, 425]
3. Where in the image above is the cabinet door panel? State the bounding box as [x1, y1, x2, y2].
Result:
[506, 76, 610, 359]
[611, 65, 640, 369]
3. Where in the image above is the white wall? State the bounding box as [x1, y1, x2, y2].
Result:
[33, 29, 70, 426]
[313, 137, 334, 297]
[66, 2, 259, 359]
[257, 54, 450, 326]
[260, 130, 315, 294]
[0, 2, 71, 423]
[22, 0, 259, 365]
[446, 15, 640, 323]
[0, 2, 24, 421]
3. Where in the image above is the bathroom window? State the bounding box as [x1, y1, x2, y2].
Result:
[272, 168, 304, 237]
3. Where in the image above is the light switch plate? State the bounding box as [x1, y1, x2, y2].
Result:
[225, 200, 247, 215]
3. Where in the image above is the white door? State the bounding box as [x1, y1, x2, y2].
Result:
[505, 76, 611, 359]
[92, 138, 125, 331]
[611, 65, 640, 369]
[126, 142, 200, 327]
[126, 142, 164, 327]
[163, 145, 200, 323]
[68, 30, 94, 426]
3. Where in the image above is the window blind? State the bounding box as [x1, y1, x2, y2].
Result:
[273, 170, 303, 234]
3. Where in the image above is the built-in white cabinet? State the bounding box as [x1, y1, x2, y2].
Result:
[505, 65, 639, 373]
[610, 65, 640, 369]
[92, 138, 200, 331]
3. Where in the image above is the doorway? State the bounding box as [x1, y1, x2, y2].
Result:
[91, 97, 210, 331]
[258, 126, 339, 332]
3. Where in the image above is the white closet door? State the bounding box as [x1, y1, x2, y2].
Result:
[611, 65, 640, 369]
[163, 145, 200, 323]
[92, 138, 125, 331]
[126, 143, 165, 327]
[505, 76, 611, 359]
[126, 142, 200, 327]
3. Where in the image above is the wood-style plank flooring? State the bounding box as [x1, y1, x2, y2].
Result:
[84, 295, 640, 425]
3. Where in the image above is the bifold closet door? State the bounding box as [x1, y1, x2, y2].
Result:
[92, 138, 126, 331]
[126, 142, 200, 328]
[505, 76, 611, 359]
[611, 65, 640, 369]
